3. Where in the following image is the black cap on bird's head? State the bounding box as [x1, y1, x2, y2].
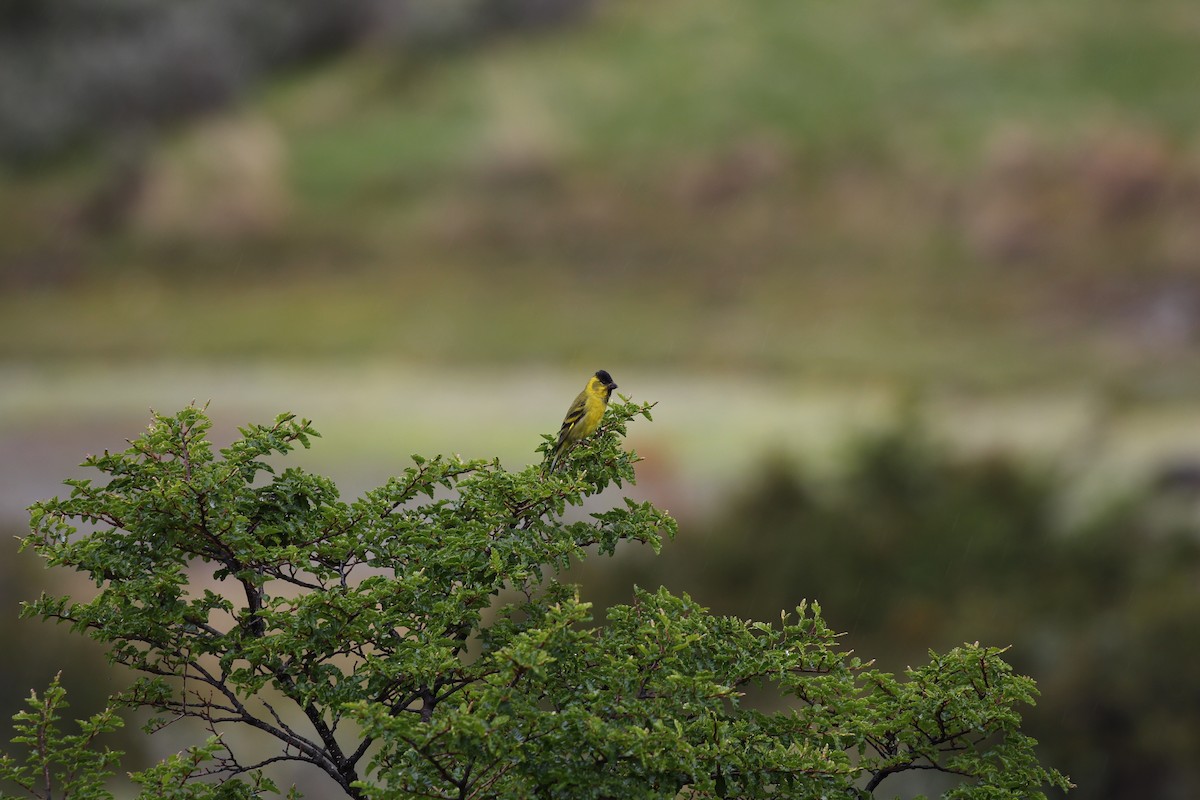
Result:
[594, 369, 617, 390]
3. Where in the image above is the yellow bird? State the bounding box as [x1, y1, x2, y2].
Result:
[548, 370, 618, 470]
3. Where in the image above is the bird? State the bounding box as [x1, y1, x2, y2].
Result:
[548, 370, 618, 470]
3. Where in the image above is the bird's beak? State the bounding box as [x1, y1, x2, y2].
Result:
[608, 382, 618, 391]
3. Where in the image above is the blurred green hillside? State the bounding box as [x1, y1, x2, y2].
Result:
[3, 0, 1200, 390]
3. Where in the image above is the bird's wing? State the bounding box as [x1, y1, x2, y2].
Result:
[548, 388, 594, 470]
[557, 390, 589, 443]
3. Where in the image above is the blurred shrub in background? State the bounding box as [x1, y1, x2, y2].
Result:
[0, 0, 595, 167]
[575, 425, 1200, 800]
[0, 542, 134, 763]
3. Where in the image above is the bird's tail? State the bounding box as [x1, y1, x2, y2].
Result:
[544, 425, 570, 473]
[545, 437, 570, 473]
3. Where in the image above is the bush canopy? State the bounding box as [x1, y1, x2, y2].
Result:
[7, 402, 1070, 799]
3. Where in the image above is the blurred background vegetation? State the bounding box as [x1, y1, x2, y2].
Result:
[2, 0, 1200, 797]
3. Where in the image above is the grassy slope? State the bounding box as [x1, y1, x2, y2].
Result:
[3, 0, 1200, 391]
